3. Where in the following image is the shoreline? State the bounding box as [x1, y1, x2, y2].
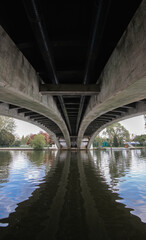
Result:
[0, 147, 145, 151]
[91, 147, 146, 150]
[0, 147, 57, 151]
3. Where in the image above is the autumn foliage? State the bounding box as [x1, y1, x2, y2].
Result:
[27, 131, 54, 146]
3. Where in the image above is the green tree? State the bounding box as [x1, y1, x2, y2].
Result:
[20, 135, 30, 145]
[134, 134, 146, 146]
[29, 134, 46, 150]
[0, 129, 15, 146]
[0, 116, 16, 133]
[103, 123, 130, 147]
[27, 132, 53, 146]
[93, 135, 106, 147]
[13, 140, 21, 147]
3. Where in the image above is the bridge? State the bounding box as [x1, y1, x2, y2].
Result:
[0, 0, 146, 148]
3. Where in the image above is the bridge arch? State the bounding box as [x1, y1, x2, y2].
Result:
[87, 101, 146, 149]
[0, 102, 61, 148]
[0, 26, 70, 148]
[77, 0, 146, 148]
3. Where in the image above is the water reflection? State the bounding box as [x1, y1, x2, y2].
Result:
[91, 149, 146, 223]
[0, 150, 56, 225]
[0, 151, 12, 186]
[27, 150, 57, 174]
[0, 150, 146, 239]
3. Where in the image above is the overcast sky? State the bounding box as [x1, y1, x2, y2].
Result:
[14, 115, 146, 138]
[120, 115, 146, 137]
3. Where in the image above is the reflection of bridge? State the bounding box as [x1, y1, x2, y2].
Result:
[0, 0, 146, 148]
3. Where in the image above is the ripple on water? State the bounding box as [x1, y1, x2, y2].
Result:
[0, 150, 55, 225]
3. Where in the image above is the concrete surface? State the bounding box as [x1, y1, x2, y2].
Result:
[78, 0, 146, 148]
[0, 26, 70, 148]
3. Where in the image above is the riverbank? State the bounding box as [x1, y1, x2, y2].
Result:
[0, 147, 145, 151]
[91, 147, 146, 150]
[0, 147, 58, 151]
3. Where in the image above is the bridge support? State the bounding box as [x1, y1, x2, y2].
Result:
[87, 101, 146, 149]
[77, 0, 146, 148]
[0, 26, 70, 148]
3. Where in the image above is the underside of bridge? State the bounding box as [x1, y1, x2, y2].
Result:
[0, 0, 145, 148]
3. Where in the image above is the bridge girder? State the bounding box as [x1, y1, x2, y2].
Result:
[0, 1, 145, 149]
[87, 101, 146, 149]
[0, 26, 70, 148]
[77, 0, 146, 148]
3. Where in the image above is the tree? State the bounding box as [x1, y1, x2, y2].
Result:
[0, 129, 15, 146]
[27, 132, 54, 146]
[0, 116, 16, 147]
[93, 135, 106, 147]
[20, 135, 30, 145]
[103, 123, 130, 147]
[0, 116, 16, 133]
[29, 134, 46, 150]
[38, 131, 55, 145]
[13, 140, 21, 147]
[27, 134, 36, 145]
[134, 134, 146, 146]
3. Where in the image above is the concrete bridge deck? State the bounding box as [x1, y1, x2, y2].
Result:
[0, 0, 146, 148]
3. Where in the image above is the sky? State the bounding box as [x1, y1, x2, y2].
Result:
[14, 120, 42, 137]
[14, 115, 146, 138]
[120, 115, 146, 136]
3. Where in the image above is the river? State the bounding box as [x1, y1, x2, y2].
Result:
[0, 149, 146, 239]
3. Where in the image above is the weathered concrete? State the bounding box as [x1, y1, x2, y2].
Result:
[77, 0, 146, 148]
[0, 1, 146, 149]
[87, 101, 146, 149]
[0, 26, 70, 148]
[40, 84, 100, 95]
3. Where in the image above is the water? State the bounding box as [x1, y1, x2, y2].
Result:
[0, 149, 146, 239]
[0, 151, 55, 226]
